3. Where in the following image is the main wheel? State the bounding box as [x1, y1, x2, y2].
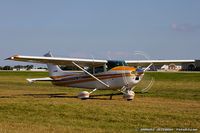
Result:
[78, 91, 90, 100]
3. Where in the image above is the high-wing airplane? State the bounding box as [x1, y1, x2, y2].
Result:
[6, 52, 195, 101]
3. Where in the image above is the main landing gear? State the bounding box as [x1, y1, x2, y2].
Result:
[78, 91, 90, 100]
[78, 89, 97, 100]
[78, 87, 135, 101]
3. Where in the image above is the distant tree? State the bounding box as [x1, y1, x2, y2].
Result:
[0, 66, 2, 70]
[3, 66, 13, 70]
[37, 67, 47, 70]
[26, 65, 34, 70]
[14, 65, 23, 70]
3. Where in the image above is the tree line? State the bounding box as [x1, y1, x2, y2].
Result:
[0, 65, 81, 71]
[0, 65, 46, 70]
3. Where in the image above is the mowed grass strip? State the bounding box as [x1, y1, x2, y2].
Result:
[136, 72, 200, 101]
[0, 71, 199, 133]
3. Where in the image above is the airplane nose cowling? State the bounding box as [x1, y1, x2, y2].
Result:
[136, 68, 144, 75]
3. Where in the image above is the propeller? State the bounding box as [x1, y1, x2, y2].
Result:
[128, 51, 155, 93]
[135, 51, 155, 93]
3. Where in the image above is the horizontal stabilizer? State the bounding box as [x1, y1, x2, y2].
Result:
[26, 77, 53, 83]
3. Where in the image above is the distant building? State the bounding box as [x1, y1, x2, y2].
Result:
[159, 64, 182, 71]
[13, 67, 47, 71]
[154, 60, 200, 71]
[29, 68, 47, 72]
[13, 68, 27, 71]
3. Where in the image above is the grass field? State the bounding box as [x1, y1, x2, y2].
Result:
[0, 71, 199, 133]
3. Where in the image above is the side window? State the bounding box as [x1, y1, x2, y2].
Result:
[95, 66, 104, 74]
[84, 66, 104, 74]
[84, 67, 93, 74]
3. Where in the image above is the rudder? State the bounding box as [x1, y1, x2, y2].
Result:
[44, 52, 66, 77]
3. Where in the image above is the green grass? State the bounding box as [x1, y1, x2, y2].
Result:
[0, 71, 199, 133]
[135, 72, 200, 101]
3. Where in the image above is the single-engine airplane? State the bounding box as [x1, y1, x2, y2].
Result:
[6, 52, 195, 101]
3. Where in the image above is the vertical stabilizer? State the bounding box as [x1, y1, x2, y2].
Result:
[44, 52, 65, 77]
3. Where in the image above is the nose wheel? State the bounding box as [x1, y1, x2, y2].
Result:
[119, 86, 135, 101]
[123, 90, 135, 101]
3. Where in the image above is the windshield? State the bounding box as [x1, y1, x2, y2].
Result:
[106, 60, 127, 70]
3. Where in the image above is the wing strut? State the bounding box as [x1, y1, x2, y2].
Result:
[72, 62, 110, 88]
[144, 63, 153, 72]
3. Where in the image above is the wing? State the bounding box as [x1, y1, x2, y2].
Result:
[6, 55, 107, 67]
[125, 60, 195, 66]
[6, 54, 195, 67]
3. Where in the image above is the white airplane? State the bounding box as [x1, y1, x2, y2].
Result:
[6, 52, 195, 101]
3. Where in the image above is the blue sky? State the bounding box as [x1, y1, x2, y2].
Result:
[1, 0, 200, 65]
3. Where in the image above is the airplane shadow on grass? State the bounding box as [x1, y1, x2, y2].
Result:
[23, 93, 123, 100]
[0, 92, 146, 100]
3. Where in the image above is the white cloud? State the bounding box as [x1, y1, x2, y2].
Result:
[171, 23, 200, 32]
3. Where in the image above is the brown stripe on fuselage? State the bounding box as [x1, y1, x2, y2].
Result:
[56, 73, 128, 81]
[50, 74, 77, 79]
[52, 73, 132, 86]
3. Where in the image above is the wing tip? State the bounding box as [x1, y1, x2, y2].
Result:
[5, 55, 19, 60]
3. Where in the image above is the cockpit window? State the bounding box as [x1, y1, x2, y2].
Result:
[106, 60, 127, 70]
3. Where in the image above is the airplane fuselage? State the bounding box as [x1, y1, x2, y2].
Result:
[51, 66, 143, 90]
